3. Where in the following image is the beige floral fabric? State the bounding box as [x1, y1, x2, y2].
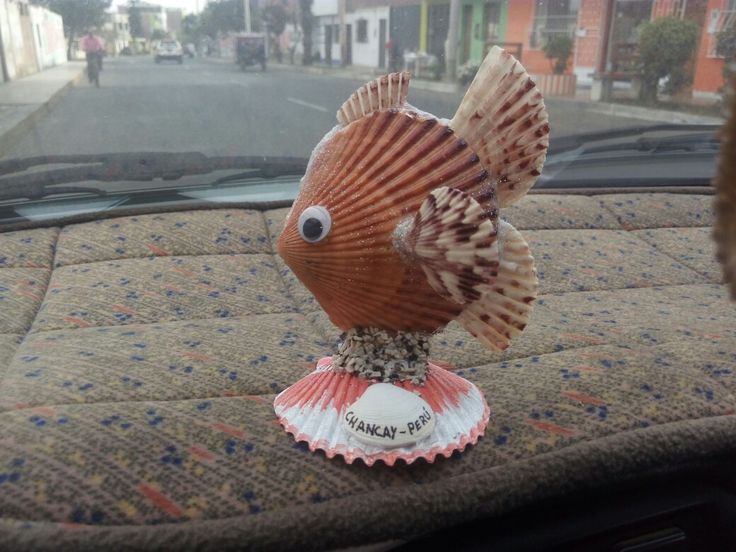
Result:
[0, 193, 733, 552]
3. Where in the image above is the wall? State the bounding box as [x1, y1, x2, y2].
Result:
[0, 0, 14, 79]
[315, 16, 341, 63]
[313, 0, 338, 17]
[0, 0, 39, 80]
[455, 0, 507, 66]
[29, 4, 65, 69]
[390, 4, 420, 55]
[504, 0, 547, 71]
[346, 6, 389, 67]
[693, 0, 727, 95]
[419, 0, 450, 61]
[572, 0, 607, 84]
[165, 8, 182, 37]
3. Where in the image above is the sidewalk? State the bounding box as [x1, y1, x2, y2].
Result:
[222, 57, 724, 124]
[0, 62, 85, 157]
[204, 55, 459, 93]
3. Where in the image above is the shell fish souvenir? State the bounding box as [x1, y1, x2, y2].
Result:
[274, 46, 548, 466]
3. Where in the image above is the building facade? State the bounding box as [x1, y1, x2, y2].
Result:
[102, 12, 131, 56]
[302, 0, 731, 99]
[0, 0, 65, 82]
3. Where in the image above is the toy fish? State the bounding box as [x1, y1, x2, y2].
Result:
[274, 47, 547, 465]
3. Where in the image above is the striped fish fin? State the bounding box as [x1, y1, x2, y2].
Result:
[337, 72, 411, 125]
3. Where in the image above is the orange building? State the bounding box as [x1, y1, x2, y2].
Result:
[693, 0, 734, 98]
[491, 0, 728, 100]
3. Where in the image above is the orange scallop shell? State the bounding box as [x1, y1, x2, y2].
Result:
[277, 109, 499, 333]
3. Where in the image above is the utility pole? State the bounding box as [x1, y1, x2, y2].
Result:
[0, 13, 9, 82]
[244, 0, 252, 32]
[445, 0, 460, 81]
[339, 0, 346, 66]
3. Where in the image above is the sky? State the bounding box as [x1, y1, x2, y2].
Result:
[111, 0, 207, 15]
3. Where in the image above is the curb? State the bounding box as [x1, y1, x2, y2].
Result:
[0, 67, 85, 158]
[259, 62, 461, 94]
[547, 94, 723, 125]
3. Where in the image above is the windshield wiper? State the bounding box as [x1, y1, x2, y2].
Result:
[0, 153, 308, 201]
[547, 123, 721, 155]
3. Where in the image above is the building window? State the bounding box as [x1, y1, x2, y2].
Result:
[356, 19, 368, 43]
[530, 0, 579, 48]
[707, 2, 736, 57]
[333, 24, 340, 44]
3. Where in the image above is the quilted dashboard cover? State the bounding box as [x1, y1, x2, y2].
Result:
[0, 193, 734, 551]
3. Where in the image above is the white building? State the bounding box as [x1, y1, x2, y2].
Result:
[0, 0, 65, 81]
[103, 12, 131, 56]
[312, 0, 340, 65]
[345, 5, 389, 68]
[311, 0, 389, 68]
[28, 3, 66, 69]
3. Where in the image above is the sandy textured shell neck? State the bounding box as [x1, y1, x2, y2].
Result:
[333, 328, 430, 384]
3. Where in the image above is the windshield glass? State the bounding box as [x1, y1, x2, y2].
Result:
[0, 0, 727, 219]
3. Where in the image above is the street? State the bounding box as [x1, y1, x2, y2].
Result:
[5, 55, 650, 161]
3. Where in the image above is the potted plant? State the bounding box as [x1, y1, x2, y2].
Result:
[534, 34, 576, 96]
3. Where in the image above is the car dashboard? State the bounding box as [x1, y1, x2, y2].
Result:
[0, 190, 734, 551]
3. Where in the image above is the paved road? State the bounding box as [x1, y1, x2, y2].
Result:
[6, 55, 650, 161]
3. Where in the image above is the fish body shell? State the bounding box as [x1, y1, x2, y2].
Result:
[278, 46, 546, 350]
[278, 108, 496, 332]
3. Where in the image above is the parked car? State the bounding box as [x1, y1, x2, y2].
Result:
[155, 39, 184, 64]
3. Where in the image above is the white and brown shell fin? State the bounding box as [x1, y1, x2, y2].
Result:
[451, 46, 549, 208]
[397, 187, 499, 305]
[457, 220, 537, 351]
[337, 72, 411, 125]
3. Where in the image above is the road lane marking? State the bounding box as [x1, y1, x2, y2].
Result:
[286, 97, 329, 112]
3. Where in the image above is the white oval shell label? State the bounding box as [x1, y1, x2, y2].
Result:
[343, 383, 436, 448]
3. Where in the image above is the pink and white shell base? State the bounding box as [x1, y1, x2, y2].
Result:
[273, 357, 490, 466]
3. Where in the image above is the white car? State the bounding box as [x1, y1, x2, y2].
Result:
[154, 39, 183, 64]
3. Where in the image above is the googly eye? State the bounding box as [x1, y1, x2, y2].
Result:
[298, 205, 332, 243]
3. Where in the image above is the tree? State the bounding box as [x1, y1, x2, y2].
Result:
[151, 28, 167, 41]
[182, 13, 203, 44]
[263, 3, 287, 61]
[298, 0, 313, 65]
[128, 0, 143, 38]
[542, 34, 573, 75]
[33, 0, 111, 60]
[200, 0, 242, 38]
[637, 17, 700, 104]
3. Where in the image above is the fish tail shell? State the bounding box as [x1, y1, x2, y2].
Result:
[336, 72, 411, 125]
[451, 46, 549, 208]
[457, 220, 537, 351]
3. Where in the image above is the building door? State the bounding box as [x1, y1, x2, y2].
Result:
[461, 4, 473, 63]
[378, 18, 387, 68]
[346, 24, 353, 65]
[428, 3, 450, 68]
[390, 6, 421, 57]
[483, 1, 501, 55]
[325, 24, 333, 64]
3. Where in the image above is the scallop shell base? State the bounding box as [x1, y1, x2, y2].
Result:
[273, 357, 490, 466]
